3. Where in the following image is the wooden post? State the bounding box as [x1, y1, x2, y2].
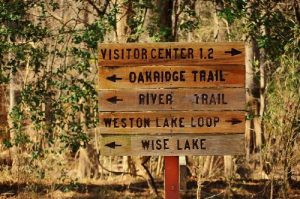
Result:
[165, 156, 179, 199]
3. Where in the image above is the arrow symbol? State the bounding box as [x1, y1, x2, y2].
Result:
[225, 48, 242, 56]
[105, 141, 122, 149]
[226, 118, 243, 125]
[106, 96, 123, 104]
[106, 74, 122, 82]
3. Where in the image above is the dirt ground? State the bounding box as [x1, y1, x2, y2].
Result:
[0, 178, 300, 199]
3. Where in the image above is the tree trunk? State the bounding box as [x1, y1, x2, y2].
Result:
[213, 0, 226, 41]
[245, 36, 255, 161]
[75, 1, 101, 179]
[156, 0, 174, 42]
[9, 70, 18, 171]
[255, 16, 267, 172]
[244, 0, 260, 163]
[77, 98, 100, 179]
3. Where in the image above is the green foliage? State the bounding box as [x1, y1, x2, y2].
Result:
[0, 1, 105, 157]
[73, 20, 105, 49]
[178, 3, 199, 33]
[263, 30, 299, 194]
[105, 4, 118, 31]
[218, 0, 246, 24]
[265, 33, 299, 134]
[0, 1, 48, 83]
[2, 138, 13, 148]
[0, 2, 299, 194]
[220, 1, 296, 61]
[147, 0, 198, 41]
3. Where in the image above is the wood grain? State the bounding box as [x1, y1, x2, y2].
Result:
[99, 88, 245, 111]
[98, 65, 245, 89]
[98, 42, 244, 66]
[99, 111, 245, 134]
[99, 134, 244, 156]
[98, 42, 246, 156]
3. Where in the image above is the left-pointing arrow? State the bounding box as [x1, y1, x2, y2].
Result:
[105, 141, 122, 149]
[106, 96, 123, 104]
[225, 118, 243, 125]
[106, 74, 122, 82]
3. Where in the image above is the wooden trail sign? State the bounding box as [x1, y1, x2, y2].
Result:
[98, 42, 244, 66]
[99, 88, 245, 111]
[98, 42, 245, 156]
[99, 111, 245, 134]
[98, 65, 245, 89]
[100, 134, 244, 156]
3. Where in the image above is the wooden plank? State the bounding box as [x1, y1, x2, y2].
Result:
[99, 111, 245, 134]
[98, 65, 245, 89]
[99, 134, 244, 156]
[99, 88, 245, 111]
[98, 42, 244, 66]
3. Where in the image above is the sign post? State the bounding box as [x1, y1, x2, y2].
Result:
[165, 156, 179, 199]
[98, 42, 245, 198]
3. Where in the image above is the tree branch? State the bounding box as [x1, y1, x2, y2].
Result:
[141, 156, 158, 196]
[86, 0, 110, 17]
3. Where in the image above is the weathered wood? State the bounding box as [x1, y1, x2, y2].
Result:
[99, 134, 244, 156]
[98, 42, 246, 156]
[98, 65, 245, 89]
[98, 42, 244, 66]
[99, 88, 245, 111]
[99, 111, 245, 134]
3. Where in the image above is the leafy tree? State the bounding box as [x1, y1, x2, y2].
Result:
[0, 1, 106, 176]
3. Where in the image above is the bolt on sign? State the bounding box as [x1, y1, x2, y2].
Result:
[98, 42, 245, 156]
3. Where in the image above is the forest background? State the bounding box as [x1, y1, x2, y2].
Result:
[0, 0, 299, 198]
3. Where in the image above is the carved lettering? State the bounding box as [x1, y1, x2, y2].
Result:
[190, 117, 220, 127]
[177, 138, 207, 150]
[194, 93, 228, 105]
[139, 93, 173, 105]
[129, 71, 186, 83]
[141, 139, 169, 150]
[103, 116, 222, 128]
[192, 70, 225, 82]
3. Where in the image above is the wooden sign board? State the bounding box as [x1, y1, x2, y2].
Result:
[98, 42, 244, 66]
[98, 42, 245, 156]
[98, 65, 245, 89]
[100, 134, 244, 156]
[99, 88, 245, 111]
[99, 111, 245, 134]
